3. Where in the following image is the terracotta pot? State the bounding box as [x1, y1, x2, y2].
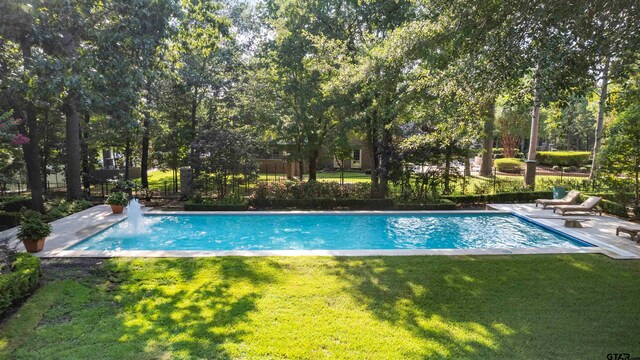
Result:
[111, 205, 125, 214]
[22, 238, 45, 253]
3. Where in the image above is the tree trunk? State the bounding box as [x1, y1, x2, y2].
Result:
[17, 40, 44, 212]
[308, 149, 318, 181]
[479, 100, 495, 176]
[378, 127, 392, 197]
[141, 114, 150, 188]
[189, 86, 200, 178]
[81, 113, 91, 192]
[124, 138, 131, 180]
[589, 57, 610, 180]
[443, 146, 452, 195]
[64, 95, 83, 200]
[41, 110, 49, 193]
[525, 64, 541, 189]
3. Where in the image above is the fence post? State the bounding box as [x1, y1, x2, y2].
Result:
[560, 168, 564, 183]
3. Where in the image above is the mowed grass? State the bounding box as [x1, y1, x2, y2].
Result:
[3, 255, 638, 359]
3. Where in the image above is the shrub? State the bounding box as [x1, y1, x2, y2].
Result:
[0, 253, 41, 315]
[577, 194, 628, 218]
[250, 198, 394, 210]
[184, 202, 248, 211]
[0, 197, 32, 212]
[491, 148, 524, 159]
[563, 166, 577, 172]
[395, 199, 457, 210]
[537, 151, 590, 167]
[444, 191, 553, 205]
[494, 158, 524, 173]
[253, 182, 372, 200]
[17, 211, 52, 241]
[106, 192, 129, 206]
[69, 199, 92, 213]
[0, 211, 20, 230]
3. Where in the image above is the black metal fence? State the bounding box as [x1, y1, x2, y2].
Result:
[0, 166, 610, 201]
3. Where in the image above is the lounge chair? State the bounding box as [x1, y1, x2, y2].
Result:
[553, 196, 602, 216]
[535, 190, 581, 209]
[616, 224, 640, 242]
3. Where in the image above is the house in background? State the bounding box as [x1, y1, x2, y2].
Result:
[257, 139, 373, 179]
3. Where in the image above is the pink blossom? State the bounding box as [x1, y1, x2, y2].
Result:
[10, 134, 29, 146]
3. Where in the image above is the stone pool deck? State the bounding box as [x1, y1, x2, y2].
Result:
[0, 204, 638, 258]
[487, 203, 640, 259]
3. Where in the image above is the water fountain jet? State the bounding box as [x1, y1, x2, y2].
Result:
[126, 198, 144, 233]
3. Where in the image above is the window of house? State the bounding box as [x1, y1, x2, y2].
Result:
[352, 149, 362, 168]
[270, 149, 282, 159]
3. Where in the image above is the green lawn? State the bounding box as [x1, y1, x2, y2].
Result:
[1, 255, 639, 359]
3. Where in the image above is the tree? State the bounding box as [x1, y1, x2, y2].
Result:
[599, 106, 640, 206]
[599, 65, 640, 206]
[580, 0, 640, 179]
[0, 1, 45, 210]
[192, 124, 259, 198]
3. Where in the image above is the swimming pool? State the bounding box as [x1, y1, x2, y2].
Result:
[69, 212, 593, 251]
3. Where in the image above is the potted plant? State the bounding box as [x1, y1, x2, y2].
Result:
[17, 211, 52, 253]
[106, 191, 129, 214]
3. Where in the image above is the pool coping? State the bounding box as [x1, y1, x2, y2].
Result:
[33, 208, 633, 259]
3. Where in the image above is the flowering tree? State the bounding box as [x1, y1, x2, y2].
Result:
[0, 111, 29, 147]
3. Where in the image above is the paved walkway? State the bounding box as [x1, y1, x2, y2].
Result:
[0, 205, 127, 256]
[487, 203, 640, 259]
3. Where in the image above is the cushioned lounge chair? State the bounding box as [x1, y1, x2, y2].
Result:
[553, 196, 602, 216]
[535, 190, 581, 209]
[616, 224, 640, 242]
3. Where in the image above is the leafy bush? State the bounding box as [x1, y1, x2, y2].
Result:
[106, 192, 129, 206]
[17, 211, 52, 241]
[494, 158, 524, 173]
[250, 198, 394, 210]
[253, 182, 371, 200]
[0, 196, 32, 212]
[491, 148, 524, 159]
[0, 211, 20, 230]
[444, 191, 553, 205]
[395, 199, 457, 210]
[185, 194, 249, 210]
[0, 253, 40, 315]
[577, 194, 628, 218]
[42, 199, 93, 222]
[537, 151, 590, 167]
[184, 202, 248, 211]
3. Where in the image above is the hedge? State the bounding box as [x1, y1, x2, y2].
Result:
[491, 148, 524, 159]
[494, 158, 524, 173]
[537, 151, 590, 167]
[578, 194, 628, 218]
[0, 197, 32, 212]
[184, 202, 249, 211]
[444, 191, 553, 205]
[395, 199, 457, 210]
[250, 198, 395, 210]
[0, 211, 20, 230]
[0, 253, 41, 315]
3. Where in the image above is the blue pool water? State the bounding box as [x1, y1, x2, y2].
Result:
[69, 213, 592, 251]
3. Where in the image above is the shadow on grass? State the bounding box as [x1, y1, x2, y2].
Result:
[331, 254, 639, 358]
[106, 257, 281, 359]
